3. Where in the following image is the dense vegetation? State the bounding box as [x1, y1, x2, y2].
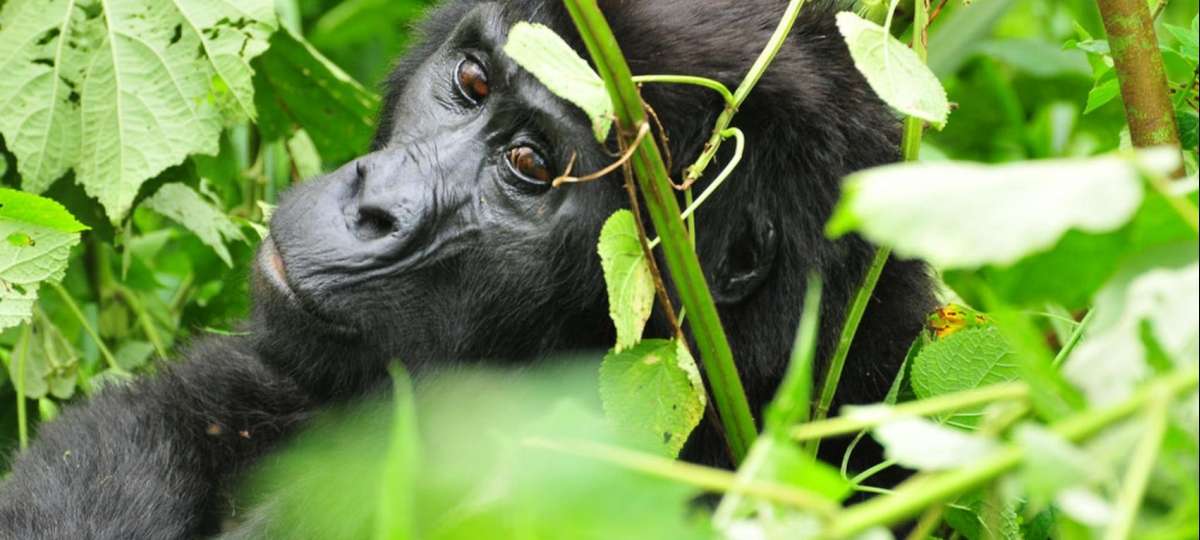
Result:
[0, 0, 1197, 538]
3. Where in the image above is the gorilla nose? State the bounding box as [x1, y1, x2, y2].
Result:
[347, 153, 430, 244]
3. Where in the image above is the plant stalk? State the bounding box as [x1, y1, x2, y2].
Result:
[1104, 387, 1170, 540]
[793, 382, 1029, 441]
[684, 0, 809, 184]
[1096, 0, 1184, 174]
[563, 0, 757, 462]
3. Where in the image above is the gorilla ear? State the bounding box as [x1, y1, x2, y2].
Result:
[711, 212, 778, 305]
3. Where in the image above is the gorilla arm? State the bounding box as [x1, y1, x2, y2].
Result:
[0, 337, 311, 539]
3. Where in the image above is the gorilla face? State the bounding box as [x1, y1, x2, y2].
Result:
[252, 3, 621, 393]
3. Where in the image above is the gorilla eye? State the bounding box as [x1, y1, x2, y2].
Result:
[505, 146, 552, 185]
[455, 57, 489, 104]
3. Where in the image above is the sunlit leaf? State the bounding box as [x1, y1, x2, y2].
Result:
[836, 11, 950, 128]
[871, 417, 998, 470]
[828, 148, 1179, 269]
[597, 210, 654, 351]
[504, 22, 613, 142]
[0, 189, 86, 331]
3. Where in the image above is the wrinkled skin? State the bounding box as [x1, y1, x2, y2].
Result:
[0, 1, 935, 537]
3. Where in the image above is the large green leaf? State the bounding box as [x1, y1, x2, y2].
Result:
[598, 339, 705, 458]
[0, 188, 87, 331]
[597, 210, 654, 352]
[0, 0, 276, 222]
[252, 27, 379, 164]
[143, 182, 245, 266]
[504, 22, 613, 142]
[836, 11, 950, 128]
[827, 148, 1179, 269]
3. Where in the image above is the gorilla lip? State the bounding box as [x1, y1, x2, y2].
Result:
[259, 237, 298, 303]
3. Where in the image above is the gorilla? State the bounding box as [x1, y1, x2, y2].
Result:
[0, 0, 934, 536]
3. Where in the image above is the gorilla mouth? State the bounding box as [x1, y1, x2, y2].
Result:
[258, 237, 298, 303]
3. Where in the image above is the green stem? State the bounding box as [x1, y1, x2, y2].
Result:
[647, 128, 746, 249]
[793, 381, 1028, 441]
[16, 325, 31, 450]
[1052, 309, 1094, 368]
[47, 281, 123, 374]
[905, 504, 947, 540]
[631, 75, 735, 107]
[851, 458, 898, 486]
[565, 0, 757, 462]
[1097, 0, 1184, 174]
[766, 277, 823, 433]
[811, 0, 929, 453]
[1103, 386, 1169, 540]
[525, 437, 839, 517]
[825, 368, 1198, 538]
[811, 247, 891, 426]
[117, 286, 168, 360]
[684, 0, 809, 184]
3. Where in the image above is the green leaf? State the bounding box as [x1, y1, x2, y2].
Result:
[836, 11, 950, 128]
[870, 416, 998, 471]
[944, 491, 1022, 540]
[828, 148, 1180, 269]
[113, 340, 155, 371]
[1014, 424, 1103, 508]
[0, 0, 277, 221]
[599, 339, 705, 458]
[0, 187, 88, 233]
[971, 38, 1090, 78]
[911, 325, 1017, 399]
[948, 185, 1198, 309]
[143, 183, 245, 266]
[1164, 21, 1199, 63]
[1083, 72, 1121, 114]
[252, 27, 379, 164]
[597, 210, 654, 351]
[503, 22, 613, 142]
[8, 314, 79, 399]
[286, 128, 323, 180]
[1065, 252, 1199, 406]
[0, 190, 83, 331]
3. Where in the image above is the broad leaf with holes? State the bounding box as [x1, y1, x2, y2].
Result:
[599, 339, 705, 457]
[0, 0, 276, 221]
[597, 210, 655, 352]
[0, 188, 88, 331]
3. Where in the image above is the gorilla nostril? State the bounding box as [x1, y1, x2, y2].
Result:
[353, 206, 397, 241]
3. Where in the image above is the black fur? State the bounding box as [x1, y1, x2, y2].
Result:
[0, 1, 935, 537]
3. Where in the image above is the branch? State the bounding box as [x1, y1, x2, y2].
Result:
[1097, 0, 1184, 173]
[563, 0, 758, 462]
